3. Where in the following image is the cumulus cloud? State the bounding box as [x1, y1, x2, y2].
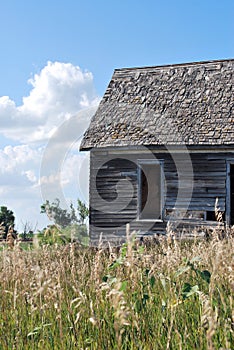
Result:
[0, 145, 42, 197]
[23, 170, 37, 183]
[0, 144, 41, 173]
[0, 61, 99, 228]
[0, 143, 90, 228]
[0, 61, 99, 143]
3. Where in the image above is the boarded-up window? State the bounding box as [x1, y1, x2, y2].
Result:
[138, 162, 162, 220]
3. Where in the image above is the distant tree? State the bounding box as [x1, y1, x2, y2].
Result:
[40, 198, 78, 228]
[77, 199, 89, 224]
[40, 198, 89, 245]
[70, 202, 78, 223]
[40, 198, 89, 227]
[20, 220, 37, 240]
[0, 206, 15, 239]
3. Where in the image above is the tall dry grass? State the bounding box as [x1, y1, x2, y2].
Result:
[0, 232, 233, 349]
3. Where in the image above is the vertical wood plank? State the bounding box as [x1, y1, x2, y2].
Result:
[226, 162, 230, 226]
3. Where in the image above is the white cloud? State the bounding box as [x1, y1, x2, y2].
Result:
[0, 61, 99, 143]
[0, 184, 49, 231]
[0, 61, 99, 229]
[0, 144, 40, 173]
[23, 170, 37, 183]
[61, 149, 89, 200]
[0, 143, 90, 229]
[0, 145, 43, 194]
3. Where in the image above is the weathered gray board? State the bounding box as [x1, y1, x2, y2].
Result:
[89, 149, 232, 242]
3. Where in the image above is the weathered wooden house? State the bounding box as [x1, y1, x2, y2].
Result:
[80, 58, 234, 242]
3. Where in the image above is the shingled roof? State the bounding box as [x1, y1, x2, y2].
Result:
[80, 59, 234, 150]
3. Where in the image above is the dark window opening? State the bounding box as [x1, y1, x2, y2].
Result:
[206, 211, 225, 222]
[139, 162, 162, 220]
[206, 211, 216, 221]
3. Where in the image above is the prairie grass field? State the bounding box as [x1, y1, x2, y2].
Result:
[0, 233, 233, 349]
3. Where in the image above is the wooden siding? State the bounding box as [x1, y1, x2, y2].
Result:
[89, 149, 232, 242]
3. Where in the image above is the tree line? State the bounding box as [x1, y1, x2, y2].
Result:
[0, 199, 89, 242]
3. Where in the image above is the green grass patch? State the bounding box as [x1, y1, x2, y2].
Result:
[0, 236, 233, 349]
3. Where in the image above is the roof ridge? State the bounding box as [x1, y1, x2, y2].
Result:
[114, 58, 234, 73]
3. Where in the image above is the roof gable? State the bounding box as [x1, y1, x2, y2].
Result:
[80, 59, 234, 150]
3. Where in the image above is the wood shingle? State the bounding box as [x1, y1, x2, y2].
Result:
[80, 58, 234, 150]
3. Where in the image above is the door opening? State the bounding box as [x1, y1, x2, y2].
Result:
[138, 161, 163, 220]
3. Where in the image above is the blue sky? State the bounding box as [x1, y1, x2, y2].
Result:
[0, 0, 233, 229]
[1, 0, 233, 104]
